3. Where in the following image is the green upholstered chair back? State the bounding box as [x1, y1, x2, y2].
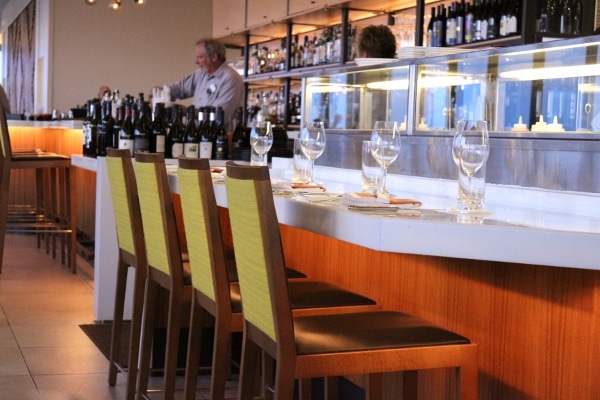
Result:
[177, 157, 217, 301]
[225, 161, 293, 345]
[134, 152, 181, 280]
[106, 149, 139, 257]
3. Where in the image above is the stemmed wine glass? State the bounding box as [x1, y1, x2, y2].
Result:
[452, 120, 490, 210]
[299, 121, 326, 183]
[249, 120, 273, 166]
[370, 121, 401, 195]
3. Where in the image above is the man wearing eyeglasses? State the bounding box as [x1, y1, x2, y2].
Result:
[165, 38, 244, 129]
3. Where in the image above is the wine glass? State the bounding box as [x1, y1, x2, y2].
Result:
[370, 121, 401, 195]
[453, 120, 490, 210]
[299, 121, 326, 183]
[249, 120, 273, 166]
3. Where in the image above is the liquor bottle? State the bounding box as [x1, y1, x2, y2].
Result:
[167, 105, 185, 159]
[133, 102, 151, 153]
[465, 1, 475, 43]
[538, 0, 549, 32]
[473, 0, 484, 41]
[88, 100, 101, 158]
[199, 106, 214, 159]
[111, 89, 121, 119]
[446, 2, 458, 46]
[183, 105, 199, 158]
[96, 99, 114, 157]
[545, 0, 559, 33]
[427, 7, 436, 47]
[213, 106, 228, 160]
[118, 101, 134, 156]
[150, 102, 166, 154]
[456, 0, 465, 44]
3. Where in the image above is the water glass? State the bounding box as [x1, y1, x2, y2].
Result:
[293, 138, 311, 183]
[361, 141, 382, 194]
[453, 120, 489, 211]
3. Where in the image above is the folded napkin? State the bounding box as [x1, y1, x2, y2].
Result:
[271, 181, 326, 193]
[211, 167, 226, 181]
[340, 192, 422, 208]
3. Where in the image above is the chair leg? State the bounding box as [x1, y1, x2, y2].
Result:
[274, 353, 295, 400]
[298, 379, 312, 400]
[402, 370, 418, 400]
[65, 166, 77, 273]
[108, 258, 129, 386]
[137, 280, 158, 399]
[239, 335, 262, 400]
[184, 299, 205, 400]
[209, 313, 232, 400]
[366, 373, 383, 400]
[459, 355, 479, 400]
[163, 287, 183, 399]
[126, 264, 146, 400]
[0, 168, 10, 273]
[324, 376, 338, 399]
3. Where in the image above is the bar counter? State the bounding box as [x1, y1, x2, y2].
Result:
[73, 155, 600, 399]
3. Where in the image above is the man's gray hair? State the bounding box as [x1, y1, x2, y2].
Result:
[196, 38, 227, 62]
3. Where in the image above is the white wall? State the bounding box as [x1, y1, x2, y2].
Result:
[3, 0, 213, 113]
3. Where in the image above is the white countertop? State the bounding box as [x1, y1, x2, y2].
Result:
[73, 155, 600, 271]
[8, 119, 83, 129]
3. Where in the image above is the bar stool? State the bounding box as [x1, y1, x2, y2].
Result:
[134, 152, 193, 400]
[105, 148, 147, 400]
[177, 157, 381, 400]
[225, 161, 479, 400]
[0, 104, 76, 274]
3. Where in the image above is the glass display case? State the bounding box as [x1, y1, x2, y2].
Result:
[304, 35, 600, 136]
[301, 36, 600, 194]
[303, 64, 410, 130]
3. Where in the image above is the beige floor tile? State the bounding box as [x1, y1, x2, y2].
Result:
[3, 306, 95, 326]
[12, 325, 94, 348]
[0, 326, 17, 348]
[0, 291, 93, 310]
[34, 373, 126, 400]
[22, 346, 107, 375]
[0, 347, 30, 376]
[0, 376, 39, 400]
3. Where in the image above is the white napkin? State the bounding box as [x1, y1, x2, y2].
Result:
[271, 181, 326, 193]
[340, 192, 422, 208]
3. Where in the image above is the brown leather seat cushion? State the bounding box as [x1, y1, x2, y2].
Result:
[229, 279, 376, 315]
[12, 152, 70, 161]
[294, 311, 470, 355]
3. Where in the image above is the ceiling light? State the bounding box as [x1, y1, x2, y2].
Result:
[85, 0, 97, 4]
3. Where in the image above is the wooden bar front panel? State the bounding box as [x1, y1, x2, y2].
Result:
[274, 222, 600, 399]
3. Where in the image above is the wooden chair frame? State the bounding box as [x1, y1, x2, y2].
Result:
[225, 161, 479, 400]
[134, 152, 193, 400]
[105, 148, 148, 400]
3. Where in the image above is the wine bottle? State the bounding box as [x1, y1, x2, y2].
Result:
[88, 100, 101, 158]
[133, 101, 151, 153]
[465, 1, 475, 43]
[446, 2, 458, 46]
[231, 106, 249, 160]
[199, 106, 214, 159]
[433, 5, 446, 47]
[572, 0, 582, 35]
[486, 0, 499, 39]
[213, 106, 228, 160]
[456, 0, 465, 44]
[167, 105, 185, 159]
[118, 101, 134, 156]
[97, 99, 114, 157]
[427, 7, 436, 47]
[112, 104, 124, 150]
[183, 105, 199, 158]
[150, 102, 166, 154]
[82, 100, 93, 157]
[560, 0, 573, 34]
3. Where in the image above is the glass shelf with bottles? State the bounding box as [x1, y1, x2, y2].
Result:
[425, 0, 522, 48]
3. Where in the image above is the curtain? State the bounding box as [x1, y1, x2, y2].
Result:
[6, 0, 36, 115]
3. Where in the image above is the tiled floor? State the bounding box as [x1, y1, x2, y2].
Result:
[0, 233, 237, 400]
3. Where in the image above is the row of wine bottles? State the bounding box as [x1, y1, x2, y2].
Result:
[82, 93, 251, 160]
[427, 0, 521, 47]
[537, 0, 583, 35]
